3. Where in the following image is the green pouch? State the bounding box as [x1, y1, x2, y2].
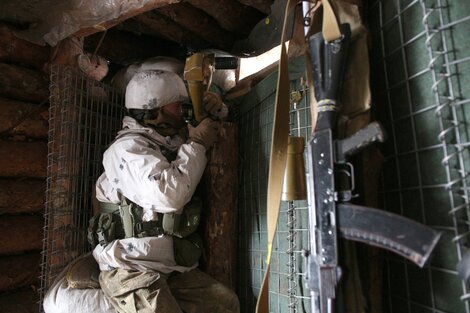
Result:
[88, 211, 125, 247]
[173, 233, 203, 267]
[163, 199, 201, 238]
[96, 213, 116, 246]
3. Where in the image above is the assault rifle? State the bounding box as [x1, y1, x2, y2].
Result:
[302, 3, 441, 313]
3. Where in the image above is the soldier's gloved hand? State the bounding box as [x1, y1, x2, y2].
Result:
[203, 91, 228, 119]
[188, 118, 220, 150]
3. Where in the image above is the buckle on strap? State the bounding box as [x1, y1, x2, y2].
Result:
[135, 222, 144, 234]
[97, 227, 108, 246]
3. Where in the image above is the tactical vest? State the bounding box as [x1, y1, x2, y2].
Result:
[87, 130, 203, 266]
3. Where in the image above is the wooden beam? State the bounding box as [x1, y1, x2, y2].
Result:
[0, 24, 50, 71]
[0, 63, 49, 104]
[0, 97, 49, 139]
[0, 140, 47, 178]
[236, 0, 274, 14]
[0, 253, 40, 292]
[201, 122, 238, 289]
[75, 0, 183, 37]
[185, 0, 264, 35]
[84, 29, 185, 65]
[0, 179, 45, 215]
[0, 215, 43, 254]
[157, 3, 234, 50]
[122, 12, 209, 51]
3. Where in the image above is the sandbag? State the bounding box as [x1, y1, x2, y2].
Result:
[43, 255, 116, 313]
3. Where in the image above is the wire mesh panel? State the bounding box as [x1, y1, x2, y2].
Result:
[367, 0, 470, 312]
[237, 67, 312, 313]
[39, 66, 124, 304]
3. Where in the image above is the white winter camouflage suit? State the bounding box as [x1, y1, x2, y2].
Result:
[93, 116, 239, 313]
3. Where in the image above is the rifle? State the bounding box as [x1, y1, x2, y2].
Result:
[301, 1, 442, 312]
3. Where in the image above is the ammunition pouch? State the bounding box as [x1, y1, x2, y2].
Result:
[162, 199, 201, 238]
[87, 211, 125, 247]
[87, 198, 203, 266]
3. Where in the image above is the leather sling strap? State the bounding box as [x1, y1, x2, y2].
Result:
[255, 1, 342, 312]
[321, 0, 341, 41]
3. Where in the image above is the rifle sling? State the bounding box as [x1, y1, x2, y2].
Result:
[255, 1, 342, 312]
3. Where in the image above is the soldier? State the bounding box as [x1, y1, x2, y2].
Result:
[88, 69, 239, 313]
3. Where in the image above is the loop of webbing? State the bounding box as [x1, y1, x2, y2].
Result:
[255, 1, 299, 312]
[119, 200, 135, 238]
[322, 0, 342, 41]
[98, 201, 121, 213]
[255, 1, 342, 312]
[98, 200, 135, 238]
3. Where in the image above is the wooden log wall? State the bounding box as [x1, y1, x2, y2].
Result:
[84, 29, 184, 65]
[201, 122, 239, 290]
[0, 23, 50, 313]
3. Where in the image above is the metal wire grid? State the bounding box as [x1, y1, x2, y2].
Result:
[39, 66, 124, 306]
[237, 76, 312, 313]
[368, 0, 470, 312]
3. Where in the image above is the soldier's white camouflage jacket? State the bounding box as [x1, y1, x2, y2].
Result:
[93, 116, 206, 274]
